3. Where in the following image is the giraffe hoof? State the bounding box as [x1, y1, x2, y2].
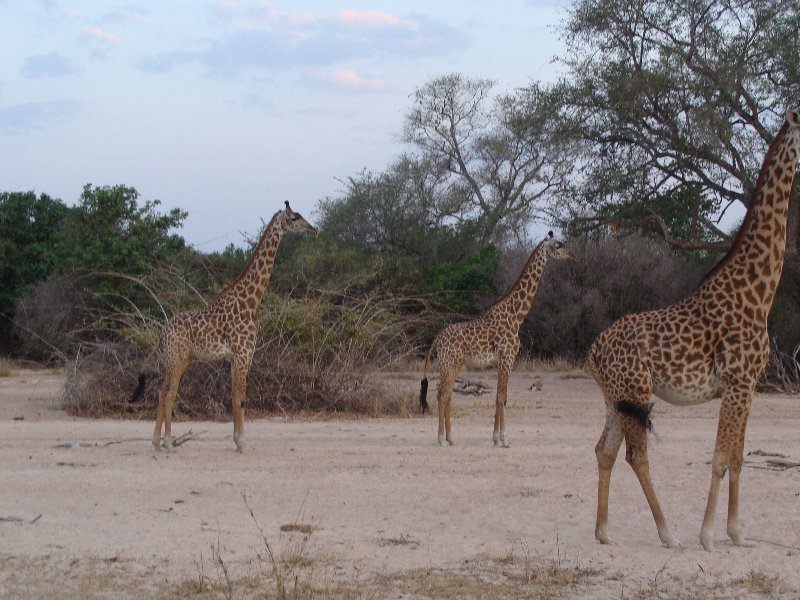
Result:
[700, 530, 715, 552]
[727, 524, 747, 546]
[595, 527, 614, 545]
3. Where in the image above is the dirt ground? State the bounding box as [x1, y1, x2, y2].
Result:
[1, 367, 799, 599]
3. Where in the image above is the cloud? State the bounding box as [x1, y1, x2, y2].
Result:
[20, 52, 77, 78]
[138, 8, 468, 77]
[338, 9, 399, 27]
[82, 25, 120, 55]
[0, 100, 81, 135]
[101, 5, 149, 24]
[330, 70, 387, 91]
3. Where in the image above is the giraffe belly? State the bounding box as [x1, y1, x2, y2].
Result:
[465, 351, 497, 369]
[192, 342, 233, 361]
[652, 373, 721, 406]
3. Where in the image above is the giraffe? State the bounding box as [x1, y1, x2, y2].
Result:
[419, 232, 574, 447]
[130, 201, 316, 453]
[587, 109, 800, 551]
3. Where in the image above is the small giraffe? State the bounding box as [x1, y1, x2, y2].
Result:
[588, 109, 800, 551]
[419, 232, 574, 447]
[131, 201, 316, 453]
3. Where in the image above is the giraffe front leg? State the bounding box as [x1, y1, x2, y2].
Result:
[231, 356, 250, 453]
[437, 371, 456, 447]
[700, 389, 753, 551]
[493, 361, 512, 447]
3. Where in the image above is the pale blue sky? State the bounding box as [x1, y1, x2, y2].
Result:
[1, 0, 569, 250]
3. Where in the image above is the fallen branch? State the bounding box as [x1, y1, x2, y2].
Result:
[173, 429, 207, 447]
[748, 449, 789, 458]
[102, 437, 150, 447]
[765, 458, 800, 470]
[453, 379, 490, 395]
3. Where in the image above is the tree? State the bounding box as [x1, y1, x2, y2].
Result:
[554, 0, 800, 251]
[0, 191, 70, 350]
[4, 184, 188, 357]
[56, 184, 187, 274]
[403, 73, 577, 246]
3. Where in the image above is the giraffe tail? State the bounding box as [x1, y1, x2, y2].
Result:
[129, 342, 160, 403]
[419, 346, 433, 414]
[616, 400, 654, 432]
[130, 373, 146, 403]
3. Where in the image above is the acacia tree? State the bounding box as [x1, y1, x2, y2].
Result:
[403, 73, 578, 246]
[554, 0, 800, 251]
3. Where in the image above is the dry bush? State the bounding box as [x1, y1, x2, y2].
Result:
[0, 357, 12, 377]
[63, 288, 432, 418]
[758, 338, 800, 393]
[500, 235, 707, 361]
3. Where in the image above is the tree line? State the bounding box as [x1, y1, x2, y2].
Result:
[3, 0, 800, 362]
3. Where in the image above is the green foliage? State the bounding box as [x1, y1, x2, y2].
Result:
[0, 191, 68, 312]
[1, 184, 188, 354]
[56, 184, 187, 274]
[426, 245, 501, 314]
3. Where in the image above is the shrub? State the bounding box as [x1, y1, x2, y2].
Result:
[62, 288, 433, 418]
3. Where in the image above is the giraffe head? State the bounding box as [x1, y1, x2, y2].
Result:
[787, 109, 800, 149]
[542, 231, 575, 261]
[279, 201, 317, 236]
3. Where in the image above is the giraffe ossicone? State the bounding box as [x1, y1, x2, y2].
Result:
[588, 109, 800, 551]
[130, 202, 316, 453]
[419, 232, 574, 447]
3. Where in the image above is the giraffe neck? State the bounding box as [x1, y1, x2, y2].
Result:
[698, 120, 800, 308]
[216, 213, 284, 315]
[485, 240, 548, 329]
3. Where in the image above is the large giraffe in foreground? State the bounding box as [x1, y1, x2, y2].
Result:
[131, 202, 316, 452]
[420, 232, 574, 447]
[588, 109, 800, 551]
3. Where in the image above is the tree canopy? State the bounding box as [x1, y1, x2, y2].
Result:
[552, 0, 800, 250]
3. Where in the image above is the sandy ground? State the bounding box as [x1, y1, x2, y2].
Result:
[0, 367, 799, 599]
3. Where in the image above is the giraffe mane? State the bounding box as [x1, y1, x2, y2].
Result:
[215, 210, 282, 298]
[700, 119, 791, 285]
[484, 238, 548, 312]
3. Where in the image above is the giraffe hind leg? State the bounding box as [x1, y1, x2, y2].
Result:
[595, 404, 624, 545]
[621, 404, 681, 548]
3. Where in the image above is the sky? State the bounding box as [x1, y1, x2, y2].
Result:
[1, 0, 570, 251]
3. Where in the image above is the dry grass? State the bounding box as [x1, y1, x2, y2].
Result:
[0, 357, 13, 377]
[3, 548, 796, 600]
[734, 570, 788, 598]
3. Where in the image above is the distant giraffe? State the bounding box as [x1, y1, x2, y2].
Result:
[419, 232, 574, 447]
[130, 202, 316, 452]
[588, 109, 800, 550]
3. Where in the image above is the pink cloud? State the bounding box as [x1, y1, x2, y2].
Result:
[82, 26, 120, 48]
[338, 9, 399, 27]
[331, 70, 386, 90]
